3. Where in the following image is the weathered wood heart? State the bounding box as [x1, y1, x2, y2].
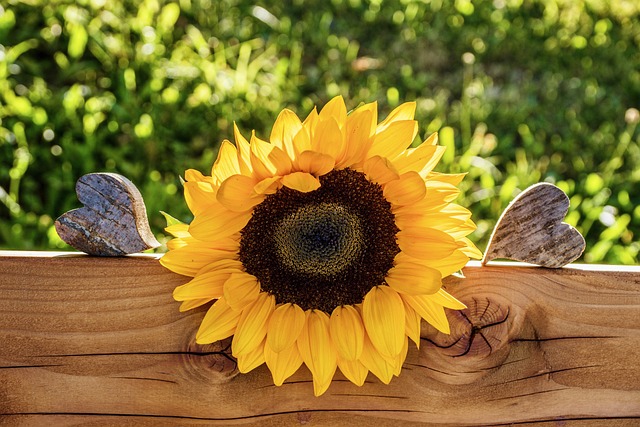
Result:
[55, 173, 160, 256]
[482, 183, 585, 268]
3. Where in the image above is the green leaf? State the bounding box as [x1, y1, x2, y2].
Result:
[158, 3, 181, 32]
[160, 211, 185, 227]
[584, 173, 604, 196]
[68, 24, 88, 59]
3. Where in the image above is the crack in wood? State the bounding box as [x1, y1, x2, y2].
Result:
[486, 387, 570, 402]
[511, 336, 621, 343]
[0, 364, 63, 369]
[33, 351, 232, 358]
[500, 364, 604, 385]
[109, 376, 178, 384]
[0, 408, 428, 421]
[482, 416, 640, 426]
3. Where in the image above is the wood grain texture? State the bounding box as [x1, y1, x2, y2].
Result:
[1, 252, 639, 426]
[54, 173, 160, 256]
[483, 183, 586, 268]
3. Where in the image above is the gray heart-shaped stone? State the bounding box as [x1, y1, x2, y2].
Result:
[482, 183, 585, 268]
[55, 173, 160, 256]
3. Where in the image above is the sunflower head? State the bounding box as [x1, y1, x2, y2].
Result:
[161, 96, 482, 396]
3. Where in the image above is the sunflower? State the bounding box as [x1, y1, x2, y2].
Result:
[161, 96, 481, 396]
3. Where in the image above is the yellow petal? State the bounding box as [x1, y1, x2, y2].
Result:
[212, 140, 241, 185]
[166, 236, 189, 251]
[188, 206, 251, 242]
[459, 237, 483, 259]
[393, 182, 459, 217]
[270, 108, 303, 158]
[393, 250, 469, 279]
[428, 288, 467, 310]
[416, 146, 447, 178]
[362, 155, 399, 184]
[303, 106, 319, 133]
[446, 218, 477, 240]
[249, 132, 292, 179]
[173, 260, 243, 301]
[160, 244, 237, 277]
[377, 101, 416, 132]
[311, 116, 343, 159]
[268, 145, 294, 176]
[197, 237, 240, 251]
[329, 305, 364, 361]
[393, 336, 409, 377]
[253, 176, 282, 195]
[223, 272, 261, 311]
[359, 333, 394, 384]
[356, 101, 378, 130]
[233, 123, 252, 175]
[402, 294, 451, 334]
[362, 286, 406, 358]
[318, 95, 347, 125]
[292, 124, 312, 155]
[179, 297, 213, 312]
[232, 292, 275, 356]
[296, 151, 335, 176]
[249, 132, 276, 180]
[264, 341, 304, 386]
[429, 250, 471, 277]
[428, 171, 467, 185]
[267, 303, 306, 353]
[337, 356, 369, 387]
[237, 339, 266, 373]
[216, 174, 263, 212]
[313, 377, 332, 397]
[184, 168, 209, 183]
[337, 107, 375, 169]
[196, 298, 241, 344]
[396, 203, 472, 231]
[184, 180, 216, 216]
[297, 310, 338, 397]
[383, 171, 426, 206]
[164, 236, 189, 251]
[165, 223, 190, 238]
[368, 120, 418, 160]
[403, 298, 421, 348]
[385, 262, 442, 296]
[423, 132, 439, 145]
[396, 227, 461, 260]
[281, 172, 321, 192]
[425, 180, 461, 202]
[392, 138, 446, 177]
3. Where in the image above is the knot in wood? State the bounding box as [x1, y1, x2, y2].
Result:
[448, 297, 511, 359]
[181, 337, 239, 384]
[419, 295, 516, 384]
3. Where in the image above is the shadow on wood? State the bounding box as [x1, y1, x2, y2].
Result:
[1, 251, 639, 425]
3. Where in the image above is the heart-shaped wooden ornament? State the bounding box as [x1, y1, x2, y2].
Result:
[482, 183, 585, 268]
[55, 173, 160, 256]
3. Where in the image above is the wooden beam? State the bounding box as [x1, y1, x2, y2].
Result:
[1, 251, 639, 425]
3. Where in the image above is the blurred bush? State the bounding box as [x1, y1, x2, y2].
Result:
[1, 0, 638, 264]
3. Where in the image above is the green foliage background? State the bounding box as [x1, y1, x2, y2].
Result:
[1, 0, 639, 263]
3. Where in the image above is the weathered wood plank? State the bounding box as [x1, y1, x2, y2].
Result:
[1, 252, 639, 426]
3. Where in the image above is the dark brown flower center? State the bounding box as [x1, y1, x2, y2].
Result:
[239, 168, 400, 312]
